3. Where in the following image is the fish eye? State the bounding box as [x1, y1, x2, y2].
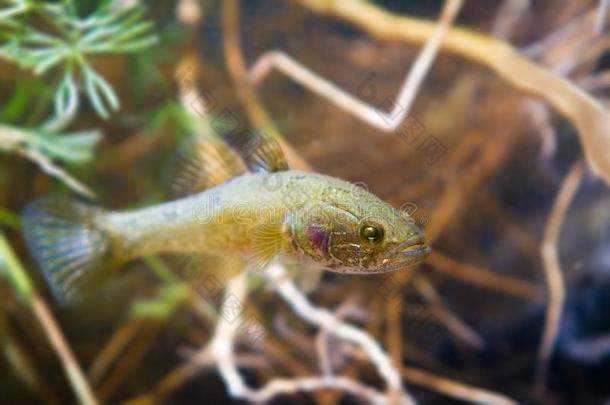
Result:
[360, 224, 384, 243]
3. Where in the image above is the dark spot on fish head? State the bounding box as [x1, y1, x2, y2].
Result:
[305, 223, 330, 259]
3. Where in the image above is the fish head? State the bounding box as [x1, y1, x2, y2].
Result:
[287, 177, 429, 273]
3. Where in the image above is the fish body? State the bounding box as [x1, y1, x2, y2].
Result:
[105, 171, 293, 259]
[23, 134, 429, 303]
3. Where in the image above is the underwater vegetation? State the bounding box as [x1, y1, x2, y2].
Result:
[2, 0, 610, 404]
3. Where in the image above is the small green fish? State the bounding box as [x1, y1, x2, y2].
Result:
[22, 132, 429, 303]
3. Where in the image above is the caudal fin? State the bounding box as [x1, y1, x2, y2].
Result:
[22, 198, 115, 304]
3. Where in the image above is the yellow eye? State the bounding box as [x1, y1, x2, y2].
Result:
[360, 224, 384, 243]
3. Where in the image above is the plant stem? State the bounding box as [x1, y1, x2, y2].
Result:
[0, 234, 98, 405]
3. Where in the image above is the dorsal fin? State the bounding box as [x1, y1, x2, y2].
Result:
[228, 131, 289, 173]
[169, 135, 247, 198]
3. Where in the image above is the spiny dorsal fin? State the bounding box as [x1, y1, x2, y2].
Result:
[228, 131, 289, 173]
[169, 135, 247, 198]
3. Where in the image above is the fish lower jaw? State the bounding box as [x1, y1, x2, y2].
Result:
[400, 243, 431, 258]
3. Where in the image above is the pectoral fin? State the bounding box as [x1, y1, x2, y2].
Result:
[251, 222, 284, 270]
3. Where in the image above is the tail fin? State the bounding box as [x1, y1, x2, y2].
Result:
[22, 198, 115, 305]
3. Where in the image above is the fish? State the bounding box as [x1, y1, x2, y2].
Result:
[22, 131, 430, 304]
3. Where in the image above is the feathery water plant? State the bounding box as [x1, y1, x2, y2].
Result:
[0, 122, 101, 197]
[0, 0, 158, 119]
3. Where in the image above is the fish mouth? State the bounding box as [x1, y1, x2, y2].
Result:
[400, 243, 431, 258]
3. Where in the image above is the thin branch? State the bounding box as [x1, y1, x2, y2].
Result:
[535, 161, 585, 392]
[414, 276, 484, 350]
[222, 0, 312, 171]
[249, 376, 388, 404]
[0, 124, 95, 198]
[0, 235, 98, 405]
[597, 0, 610, 34]
[30, 294, 99, 405]
[298, 0, 610, 185]
[401, 366, 517, 405]
[15, 147, 95, 199]
[427, 251, 544, 300]
[182, 265, 401, 404]
[491, 0, 530, 39]
[523, 8, 596, 59]
[265, 261, 415, 404]
[346, 344, 517, 404]
[249, 0, 462, 132]
[578, 71, 610, 91]
[87, 320, 142, 385]
[208, 272, 250, 397]
[523, 99, 557, 160]
[554, 36, 610, 76]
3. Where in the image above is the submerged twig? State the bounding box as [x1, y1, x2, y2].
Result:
[536, 161, 585, 392]
[173, 261, 418, 404]
[347, 343, 518, 404]
[265, 261, 415, 404]
[0, 234, 98, 405]
[428, 251, 544, 300]
[401, 366, 517, 405]
[208, 272, 250, 397]
[491, 0, 530, 39]
[555, 36, 610, 76]
[597, 0, 610, 33]
[87, 320, 143, 386]
[14, 147, 95, 199]
[578, 71, 610, 92]
[298, 0, 610, 185]
[0, 124, 98, 198]
[222, 0, 311, 171]
[414, 276, 484, 350]
[523, 99, 557, 161]
[249, 376, 388, 404]
[248, 0, 462, 132]
[179, 265, 402, 404]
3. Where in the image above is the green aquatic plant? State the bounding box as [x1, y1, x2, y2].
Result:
[0, 0, 158, 196]
[0, 0, 158, 119]
[0, 122, 100, 197]
[0, 232, 97, 404]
